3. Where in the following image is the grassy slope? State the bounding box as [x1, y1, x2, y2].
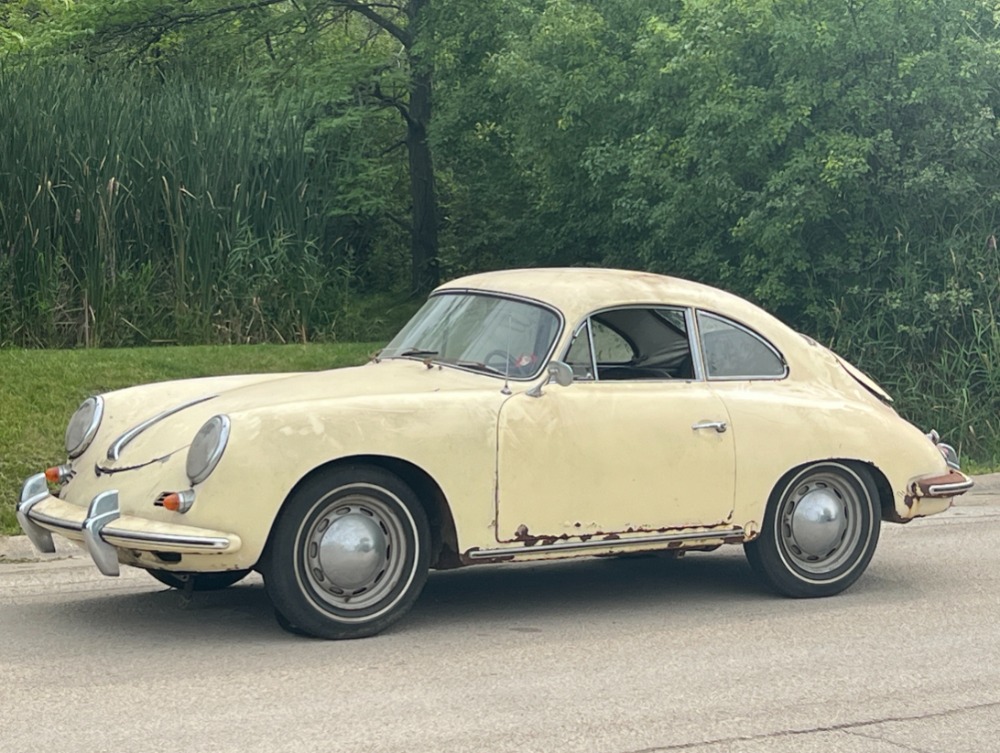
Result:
[0, 343, 377, 535]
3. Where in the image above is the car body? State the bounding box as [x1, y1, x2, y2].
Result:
[17, 268, 973, 638]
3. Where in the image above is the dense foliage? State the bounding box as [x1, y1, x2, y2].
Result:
[2, 0, 1000, 461]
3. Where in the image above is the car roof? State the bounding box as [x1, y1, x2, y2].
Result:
[435, 267, 863, 388]
[436, 267, 773, 327]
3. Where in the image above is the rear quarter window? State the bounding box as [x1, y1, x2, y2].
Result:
[698, 312, 786, 379]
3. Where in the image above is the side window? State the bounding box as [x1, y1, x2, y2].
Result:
[570, 307, 694, 381]
[697, 311, 786, 379]
[565, 322, 596, 380]
[590, 320, 634, 363]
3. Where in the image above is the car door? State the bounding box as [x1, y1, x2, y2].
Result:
[494, 307, 736, 543]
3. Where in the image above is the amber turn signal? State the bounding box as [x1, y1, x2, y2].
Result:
[44, 465, 72, 483]
[156, 489, 195, 513]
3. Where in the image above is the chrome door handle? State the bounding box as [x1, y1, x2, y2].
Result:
[692, 420, 728, 433]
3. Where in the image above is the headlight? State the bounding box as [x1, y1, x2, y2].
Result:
[65, 396, 104, 459]
[186, 415, 231, 485]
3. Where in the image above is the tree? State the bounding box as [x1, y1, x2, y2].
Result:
[27, 0, 441, 292]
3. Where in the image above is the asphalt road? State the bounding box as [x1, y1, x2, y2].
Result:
[2, 480, 1000, 753]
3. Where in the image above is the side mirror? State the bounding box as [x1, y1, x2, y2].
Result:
[548, 360, 573, 386]
[526, 360, 574, 397]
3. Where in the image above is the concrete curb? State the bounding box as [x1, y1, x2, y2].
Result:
[0, 534, 80, 563]
[4, 473, 1000, 564]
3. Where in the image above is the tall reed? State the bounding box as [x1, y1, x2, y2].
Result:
[826, 227, 1000, 464]
[0, 63, 350, 347]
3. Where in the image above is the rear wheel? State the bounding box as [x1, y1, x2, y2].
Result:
[745, 462, 881, 598]
[263, 465, 430, 639]
[146, 569, 250, 592]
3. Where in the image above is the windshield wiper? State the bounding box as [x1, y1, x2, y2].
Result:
[452, 360, 504, 376]
[398, 348, 439, 358]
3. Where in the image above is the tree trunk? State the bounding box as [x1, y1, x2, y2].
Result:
[406, 0, 439, 292]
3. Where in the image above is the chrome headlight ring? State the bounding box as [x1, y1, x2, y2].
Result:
[186, 415, 231, 485]
[65, 396, 105, 459]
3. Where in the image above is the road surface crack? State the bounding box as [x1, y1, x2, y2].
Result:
[619, 699, 1000, 752]
[843, 729, 932, 753]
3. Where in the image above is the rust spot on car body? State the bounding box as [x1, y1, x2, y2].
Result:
[893, 469, 972, 522]
[509, 517, 735, 546]
[913, 470, 969, 497]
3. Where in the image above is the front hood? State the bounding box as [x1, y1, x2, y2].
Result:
[92, 360, 502, 470]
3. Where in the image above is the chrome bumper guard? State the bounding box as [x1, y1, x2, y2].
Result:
[17, 472, 239, 577]
[17, 473, 56, 555]
[82, 490, 122, 576]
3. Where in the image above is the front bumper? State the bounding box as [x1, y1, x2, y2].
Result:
[17, 473, 242, 576]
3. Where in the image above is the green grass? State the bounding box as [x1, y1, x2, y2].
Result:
[0, 343, 377, 535]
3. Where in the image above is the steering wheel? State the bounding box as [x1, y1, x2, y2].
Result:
[484, 349, 519, 374]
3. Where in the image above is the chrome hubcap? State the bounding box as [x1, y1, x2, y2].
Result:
[789, 488, 848, 557]
[318, 513, 388, 591]
[301, 491, 408, 612]
[779, 472, 863, 575]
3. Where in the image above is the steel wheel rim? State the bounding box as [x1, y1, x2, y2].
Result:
[777, 469, 866, 577]
[298, 487, 412, 615]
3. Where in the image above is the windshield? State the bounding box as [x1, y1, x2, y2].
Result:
[382, 292, 562, 380]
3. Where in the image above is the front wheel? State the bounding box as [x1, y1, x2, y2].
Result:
[263, 465, 431, 639]
[744, 462, 881, 598]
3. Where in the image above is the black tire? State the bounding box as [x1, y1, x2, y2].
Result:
[146, 568, 251, 591]
[273, 608, 314, 638]
[744, 462, 881, 598]
[263, 465, 431, 639]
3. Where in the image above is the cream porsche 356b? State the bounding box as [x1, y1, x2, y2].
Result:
[17, 268, 973, 638]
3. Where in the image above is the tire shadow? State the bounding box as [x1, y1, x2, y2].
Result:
[16, 547, 903, 644]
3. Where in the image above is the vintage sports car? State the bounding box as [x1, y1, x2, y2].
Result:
[17, 268, 973, 638]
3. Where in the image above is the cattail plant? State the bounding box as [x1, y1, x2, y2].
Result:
[0, 62, 352, 347]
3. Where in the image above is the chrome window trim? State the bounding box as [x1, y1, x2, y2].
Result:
[565, 320, 597, 381]
[107, 395, 217, 461]
[685, 308, 706, 381]
[585, 319, 598, 379]
[696, 309, 789, 381]
[385, 289, 565, 382]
